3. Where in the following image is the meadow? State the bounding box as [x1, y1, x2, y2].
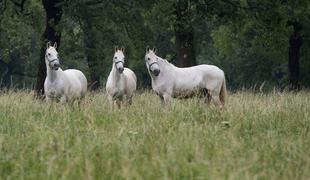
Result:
[0, 90, 309, 180]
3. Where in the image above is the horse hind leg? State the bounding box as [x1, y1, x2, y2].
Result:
[210, 91, 224, 109]
[202, 88, 211, 105]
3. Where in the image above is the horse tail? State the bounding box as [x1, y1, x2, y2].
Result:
[219, 76, 227, 106]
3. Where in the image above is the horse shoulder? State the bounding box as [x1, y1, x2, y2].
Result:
[152, 76, 173, 96]
[64, 69, 86, 83]
[124, 68, 137, 83]
[106, 75, 114, 93]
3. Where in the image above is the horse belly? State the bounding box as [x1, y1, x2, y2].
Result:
[64, 70, 87, 99]
[171, 73, 206, 98]
[172, 88, 203, 99]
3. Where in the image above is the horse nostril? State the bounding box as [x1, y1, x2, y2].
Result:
[153, 69, 160, 76]
[54, 63, 60, 70]
[118, 67, 124, 73]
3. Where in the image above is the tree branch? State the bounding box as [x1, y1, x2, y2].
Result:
[0, 0, 7, 15]
[11, 0, 27, 13]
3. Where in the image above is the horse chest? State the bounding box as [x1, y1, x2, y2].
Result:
[45, 80, 65, 98]
[46, 87, 63, 98]
[108, 84, 126, 99]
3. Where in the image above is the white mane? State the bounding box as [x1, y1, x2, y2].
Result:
[156, 56, 174, 69]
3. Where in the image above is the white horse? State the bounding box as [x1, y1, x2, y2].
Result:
[145, 47, 227, 108]
[44, 42, 87, 103]
[106, 47, 137, 106]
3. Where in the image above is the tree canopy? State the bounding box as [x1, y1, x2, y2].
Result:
[0, 0, 310, 90]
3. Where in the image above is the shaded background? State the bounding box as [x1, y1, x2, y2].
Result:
[0, 0, 309, 92]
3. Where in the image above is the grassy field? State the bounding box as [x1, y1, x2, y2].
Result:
[0, 90, 309, 180]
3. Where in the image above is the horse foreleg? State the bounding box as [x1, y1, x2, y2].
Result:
[60, 96, 67, 104]
[78, 98, 85, 110]
[45, 96, 51, 103]
[107, 95, 114, 105]
[115, 99, 122, 109]
[127, 96, 133, 105]
[162, 94, 172, 106]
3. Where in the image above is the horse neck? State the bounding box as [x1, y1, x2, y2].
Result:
[46, 60, 62, 82]
[111, 63, 121, 80]
[157, 56, 174, 72]
[149, 56, 174, 83]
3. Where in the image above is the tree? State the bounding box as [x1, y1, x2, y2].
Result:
[174, 0, 196, 67]
[288, 21, 302, 89]
[0, 0, 43, 88]
[207, 0, 310, 89]
[35, 0, 63, 96]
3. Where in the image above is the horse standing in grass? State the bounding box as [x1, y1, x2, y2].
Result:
[44, 42, 87, 103]
[106, 47, 137, 106]
[145, 47, 227, 108]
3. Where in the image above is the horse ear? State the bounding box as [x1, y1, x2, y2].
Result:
[146, 46, 150, 53]
[153, 47, 157, 53]
[53, 42, 57, 49]
[121, 46, 125, 53]
[115, 46, 118, 52]
[46, 42, 51, 49]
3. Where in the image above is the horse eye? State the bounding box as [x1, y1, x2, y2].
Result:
[48, 53, 51, 56]
[114, 57, 117, 59]
[147, 58, 150, 61]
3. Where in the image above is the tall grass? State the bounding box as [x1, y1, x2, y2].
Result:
[0, 90, 309, 179]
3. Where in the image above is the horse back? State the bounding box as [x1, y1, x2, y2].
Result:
[64, 69, 87, 94]
[167, 64, 224, 95]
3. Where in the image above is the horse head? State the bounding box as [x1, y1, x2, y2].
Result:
[45, 42, 60, 71]
[114, 46, 125, 73]
[145, 47, 160, 76]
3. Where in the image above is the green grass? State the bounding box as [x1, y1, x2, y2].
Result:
[0, 90, 309, 180]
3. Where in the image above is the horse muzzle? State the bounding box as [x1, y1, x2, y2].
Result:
[49, 59, 60, 70]
[115, 61, 124, 73]
[148, 62, 160, 76]
[152, 69, 160, 76]
[50, 62, 60, 70]
[118, 67, 124, 73]
[53, 63, 60, 70]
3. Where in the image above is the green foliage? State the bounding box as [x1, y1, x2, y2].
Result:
[211, 25, 238, 57]
[0, 0, 310, 89]
[0, 0, 43, 87]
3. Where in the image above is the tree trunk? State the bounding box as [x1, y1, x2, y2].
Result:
[83, 19, 101, 91]
[85, 37, 101, 91]
[174, 0, 196, 67]
[288, 21, 302, 90]
[35, 0, 63, 96]
[175, 31, 196, 67]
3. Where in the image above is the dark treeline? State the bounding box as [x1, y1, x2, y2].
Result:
[0, 0, 310, 92]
